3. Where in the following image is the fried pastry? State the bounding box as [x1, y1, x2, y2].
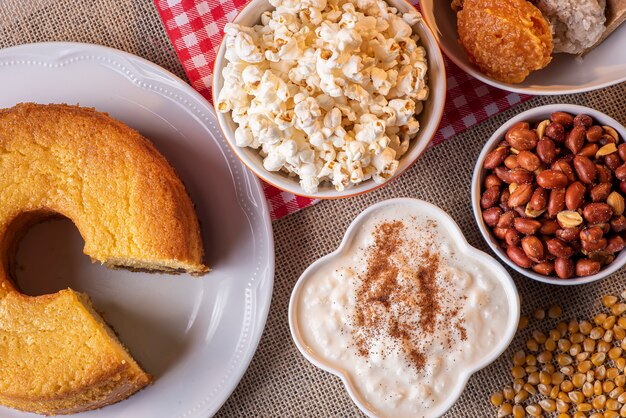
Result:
[457, 0, 553, 83]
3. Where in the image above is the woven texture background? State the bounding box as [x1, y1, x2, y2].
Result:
[1, 1, 626, 417]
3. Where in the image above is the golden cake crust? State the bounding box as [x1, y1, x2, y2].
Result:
[0, 103, 209, 415]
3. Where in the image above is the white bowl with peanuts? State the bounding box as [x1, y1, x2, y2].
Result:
[472, 104, 626, 285]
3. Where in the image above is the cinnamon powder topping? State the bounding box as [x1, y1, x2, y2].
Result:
[351, 220, 466, 373]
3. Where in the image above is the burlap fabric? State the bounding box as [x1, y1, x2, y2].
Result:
[2, 1, 626, 416]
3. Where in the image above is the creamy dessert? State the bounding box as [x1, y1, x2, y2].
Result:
[294, 202, 514, 417]
[217, 0, 429, 194]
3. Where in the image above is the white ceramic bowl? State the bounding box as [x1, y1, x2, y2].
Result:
[420, 1, 626, 95]
[212, 0, 446, 199]
[289, 198, 520, 417]
[472, 104, 626, 285]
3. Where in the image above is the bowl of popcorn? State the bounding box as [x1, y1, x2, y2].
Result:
[472, 104, 626, 285]
[213, 0, 446, 198]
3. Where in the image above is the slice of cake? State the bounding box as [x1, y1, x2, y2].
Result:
[0, 290, 150, 415]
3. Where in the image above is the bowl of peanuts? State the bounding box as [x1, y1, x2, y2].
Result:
[472, 104, 626, 284]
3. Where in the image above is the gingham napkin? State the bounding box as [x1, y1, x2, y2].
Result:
[154, 0, 532, 220]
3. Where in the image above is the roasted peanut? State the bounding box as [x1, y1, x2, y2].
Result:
[493, 227, 508, 240]
[580, 227, 607, 252]
[605, 153, 622, 171]
[618, 143, 626, 161]
[574, 114, 593, 128]
[507, 128, 538, 150]
[590, 183, 612, 203]
[551, 111, 574, 127]
[611, 216, 626, 232]
[537, 170, 568, 189]
[576, 259, 601, 277]
[506, 229, 521, 247]
[547, 239, 575, 258]
[548, 189, 566, 218]
[533, 261, 554, 276]
[530, 188, 549, 211]
[586, 125, 604, 142]
[596, 164, 613, 184]
[482, 207, 502, 227]
[555, 257, 574, 279]
[546, 122, 565, 142]
[537, 138, 557, 164]
[500, 196, 512, 216]
[504, 155, 519, 170]
[615, 164, 626, 182]
[540, 219, 559, 235]
[552, 159, 576, 182]
[484, 174, 503, 189]
[606, 236, 625, 253]
[583, 203, 613, 225]
[566, 126, 586, 154]
[607, 192, 625, 215]
[514, 218, 542, 235]
[522, 236, 545, 261]
[517, 150, 541, 171]
[509, 184, 533, 207]
[497, 211, 517, 228]
[573, 155, 597, 184]
[565, 182, 586, 210]
[557, 211, 583, 229]
[508, 245, 534, 268]
[481, 186, 501, 209]
[579, 143, 599, 158]
[556, 227, 580, 242]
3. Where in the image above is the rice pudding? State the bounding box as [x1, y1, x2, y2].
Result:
[292, 200, 517, 417]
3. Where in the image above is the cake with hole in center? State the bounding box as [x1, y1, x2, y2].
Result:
[0, 103, 208, 415]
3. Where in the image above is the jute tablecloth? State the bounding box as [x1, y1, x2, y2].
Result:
[2, 1, 626, 417]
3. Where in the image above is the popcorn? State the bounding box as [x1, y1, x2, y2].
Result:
[217, 0, 429, 194]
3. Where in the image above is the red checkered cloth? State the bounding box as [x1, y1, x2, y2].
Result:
[155, 0, 532, 220]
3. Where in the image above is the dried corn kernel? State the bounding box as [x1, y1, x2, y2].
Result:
[607, 398, 620, 410]
[603, 295, 618, 307]
[503, 386, 515, 400]
[561, 380, 574, 392]
[604, 315, 617, 329]
[556, 399, 569, 413]
[534, 308, 546, 320]
[569, 390, 584, 403]
[592, 394, 607, 409]
[498, 402, 513, 417]
[573, 373, 586, 388]
[526, 403, 542, 417]
[511, 366, 526, 379]
[590, 327, 605, 340]
[580, 321, 593, 335]
[514, 389, 528, 403]
[609, 386, 623, 399]
[533, 331, 547, 344]
[540, 398, 557, 412]
[549, 305, 563, 319]
[518, 316, 529, 331]
[612, 303, 626, 315]
[512, 404, 524, 418]
[591, 352, 607, 366]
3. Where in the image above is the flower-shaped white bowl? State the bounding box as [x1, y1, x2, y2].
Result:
[472, 104, 626, 285]
[212, 0, 447, 199]
[289, 198, 520, 417]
